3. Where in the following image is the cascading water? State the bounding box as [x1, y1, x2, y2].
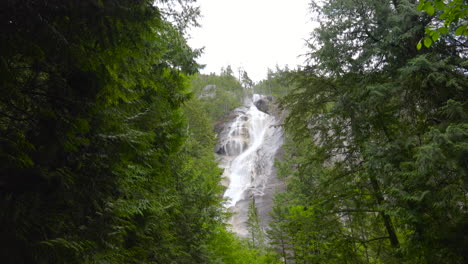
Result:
[216, 94, 283, 236]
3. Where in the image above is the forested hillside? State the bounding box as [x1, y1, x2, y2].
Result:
[0, 1, 277, 263]
[1, 0, 466, 264]
[253, 66, 293, 98]
[270, 0, 467, 263]
[191, 68, 245, 123]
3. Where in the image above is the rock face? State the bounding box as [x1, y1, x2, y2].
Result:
[198, 84, 216, 99]
[216, 94, 284, 237]
[214, 107, 249, 155]
[253, 95, 274, 114]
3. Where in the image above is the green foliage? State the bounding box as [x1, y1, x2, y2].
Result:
[206, 224, 280, 264]
[272, 0, 468, 263]
[254, 66, 293, 98]
[247, 198, 266, 249]
[191, 70, 245, 123]
[417, 0, 468, 48]
[0, 0, 263, 263]
[241, 70, 254, 89]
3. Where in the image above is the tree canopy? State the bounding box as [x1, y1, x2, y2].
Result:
[0, 1, 279, 263]
[271, 0, 468, 263]
[417, 0, 468, 48]
[2, 0, 466, 263]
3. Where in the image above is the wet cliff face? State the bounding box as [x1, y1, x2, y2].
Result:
[216, 94, 284, 237]
[253, 95, 274, 114]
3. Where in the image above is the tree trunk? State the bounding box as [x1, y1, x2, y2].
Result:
[369, 174, 400, 248]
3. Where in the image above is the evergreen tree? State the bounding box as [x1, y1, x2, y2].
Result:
[267, 197, 293, 264]
[190, 72, 245, 123]
[241, 71, 254, 90]
[0, 1, 227, 263]
[254, 66, 292, 98]
[273, 0, 467, 263]
[247, 198, 266, 249]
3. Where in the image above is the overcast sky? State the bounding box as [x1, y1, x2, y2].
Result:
[188, 0, 313, 82]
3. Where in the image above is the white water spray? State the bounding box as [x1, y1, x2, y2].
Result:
[217, 94, 283, 236]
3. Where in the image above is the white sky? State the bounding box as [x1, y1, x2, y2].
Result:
[188, 0, 313, 82]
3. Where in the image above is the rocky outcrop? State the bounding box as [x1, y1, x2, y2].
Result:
[253, 95, 287, 124]
[253, 95, 274, 114]
[198, 84, 216, 99]
[214, 107, 249, 155]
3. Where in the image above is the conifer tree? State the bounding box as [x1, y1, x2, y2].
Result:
[247, 197, 266, 249]
[273, 0, 468, 263]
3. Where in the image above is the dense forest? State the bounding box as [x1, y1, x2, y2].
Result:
[0, 0, 466, 264]
[0, 0, 276, 263]
[270, 0, 468, 263]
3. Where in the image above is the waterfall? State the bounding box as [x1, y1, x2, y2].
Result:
[216, 94, 283, 236]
